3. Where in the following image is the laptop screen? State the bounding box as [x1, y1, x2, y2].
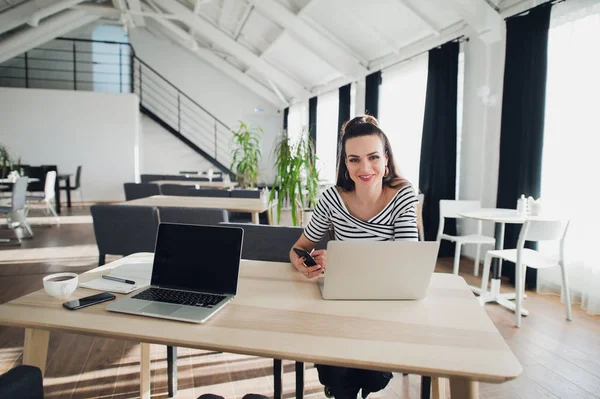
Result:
[151, 223, 244, 295]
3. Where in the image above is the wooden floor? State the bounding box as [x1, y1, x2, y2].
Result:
[0, 207, 599, 399]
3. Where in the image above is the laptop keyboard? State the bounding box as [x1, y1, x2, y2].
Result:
[132, 287, 226, 308]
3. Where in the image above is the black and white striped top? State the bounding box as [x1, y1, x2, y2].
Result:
[304, 184, 419, 242]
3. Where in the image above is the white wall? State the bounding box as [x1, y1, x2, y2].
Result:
[140, 114, 215, 175]
[129, 27, 283, 184]
[0, 87, 140, 201]
[458, 35, 506, 258]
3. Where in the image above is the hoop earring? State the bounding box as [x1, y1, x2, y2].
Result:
[384, 166, 389, 178]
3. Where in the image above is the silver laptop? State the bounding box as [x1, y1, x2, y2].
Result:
[318, 241, 440, 300]
[106, 223, 244, 323]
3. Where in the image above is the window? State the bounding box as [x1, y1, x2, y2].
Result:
[378, 53, 429, 191]
[316, 90, 339, 183]
[287, 102, 308, 146]
[538, 5, 600, 315]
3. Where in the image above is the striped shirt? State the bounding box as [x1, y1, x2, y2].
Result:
[304, 184, 419, 242]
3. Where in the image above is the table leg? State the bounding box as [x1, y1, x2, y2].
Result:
[273, 359, 282, 399]
[431, 377, 447, 399]
[167, 346, 177, 397]
[449, 377, 478, 399]
[475, 222, 529, 316]
[295, 361, 304, 399]
[251, 212, 260, 224]
[140, 343, 151, 399]
[23, 328, 50, 376]
[66, 179, 72, 208]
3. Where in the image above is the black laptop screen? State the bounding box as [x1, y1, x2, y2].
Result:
[151, 223, 244, 295]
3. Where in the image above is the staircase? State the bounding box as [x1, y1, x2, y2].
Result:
[0, 37, 234, 175]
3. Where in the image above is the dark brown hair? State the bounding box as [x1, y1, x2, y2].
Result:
[336, 115, 408, 192]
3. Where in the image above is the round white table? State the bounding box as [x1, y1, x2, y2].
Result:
[458, 208, 562, 316]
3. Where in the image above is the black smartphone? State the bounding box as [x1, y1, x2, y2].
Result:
[293, 248, 318, 267]
[62, 292, 116, 310]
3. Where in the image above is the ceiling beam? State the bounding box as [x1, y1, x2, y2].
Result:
[147, 19, 287, 108]
[249, 0, 368, 79]
[126, 0, 146, 27]
[28, 0, 88, 27]
[0, 1, 36, 36]
[0, 10, 99, 64]
[156, 0, 310, 99]
[396, 0, 440, 36]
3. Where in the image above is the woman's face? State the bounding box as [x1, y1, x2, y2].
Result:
[344, 135, 388, 187]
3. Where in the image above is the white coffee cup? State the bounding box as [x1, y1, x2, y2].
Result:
[43, 272, 79, 299]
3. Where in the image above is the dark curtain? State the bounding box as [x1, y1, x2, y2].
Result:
[337, 83, 351, 157]
[365, 71, 381, 118]
[309, 96, 318, 150]
[419, 41, 459, 256]
[283, 107, 289, 135]
[497, 3, 552, 288]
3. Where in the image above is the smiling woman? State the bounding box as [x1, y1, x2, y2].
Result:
[287, 115, 419, 399]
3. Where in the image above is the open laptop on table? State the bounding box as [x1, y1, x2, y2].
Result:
[106, 223, 244, 323]
[318, 241, 440, 300]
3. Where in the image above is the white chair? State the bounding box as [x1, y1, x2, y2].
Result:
[26, 171, 59, 225]
[437, 200, 495, 276]
[480, 220, 571, 328]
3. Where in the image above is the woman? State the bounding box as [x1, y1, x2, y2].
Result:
[289, 115, 419, 399]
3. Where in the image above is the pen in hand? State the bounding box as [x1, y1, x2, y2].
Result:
[102, 275, 136, 285]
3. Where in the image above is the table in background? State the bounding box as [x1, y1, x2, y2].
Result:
[119, 195, 271, 224]
[153, 180, 238, 189]
[459, 208, 563, 315]
[0, 253, 522, 399]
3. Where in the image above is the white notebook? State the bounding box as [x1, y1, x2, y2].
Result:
[79, 262, 152, 294]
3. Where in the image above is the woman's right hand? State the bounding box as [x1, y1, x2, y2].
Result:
[292, 254, 323, 279]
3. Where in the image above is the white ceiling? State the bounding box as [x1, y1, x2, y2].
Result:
[0, 0, 569, 107]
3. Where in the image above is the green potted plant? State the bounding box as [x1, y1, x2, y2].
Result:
[230, 121, 263, 189]
[269, 129, 320, 226]
[0, 144, 13, 178]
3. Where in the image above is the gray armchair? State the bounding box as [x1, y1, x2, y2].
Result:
[90, 204, 159, 266]
[140, 174, 164, 183]
[0, 177, 32, 244]
[222, 223, 329, 261]
[123, 183, 160, 201]
[160, 184, 192, 196]
[0, 365, 44, 399]
[190, 189, 230, 198]
[158, 207, 229, 225]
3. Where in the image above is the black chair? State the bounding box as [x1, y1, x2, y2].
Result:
[193, 189, 230, 198]
[140, 174, 164, 183]
[123, 183, 161, 201]
[90, 204, 159, 266]
[159, 207, 228, 225]
[160, 184, 192, 196]
[211, 176, 224, 182]
[59, 165, 83, 204]
[0, 365, 44, 399]
[220, 222, 330, 399]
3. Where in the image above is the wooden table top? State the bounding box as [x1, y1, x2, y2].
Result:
[0, 254, 521, 383]
[154, 180, 238, 189]
[118, 195, 270, 213]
